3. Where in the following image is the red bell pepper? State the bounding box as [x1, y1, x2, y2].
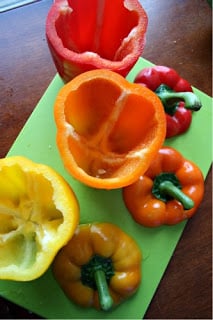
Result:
[134, 66, 202, 138]
[46, 0, 148, 83]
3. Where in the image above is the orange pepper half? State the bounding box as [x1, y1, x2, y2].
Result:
[46, 0, 148, 82]
[54, 69, 166, 189]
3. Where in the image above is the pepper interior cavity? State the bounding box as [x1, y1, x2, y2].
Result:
[0, 164, 63, 269]
[0, 156, 79, 281]
[56, 0, 139, 61]
[46, 0, 148, 82]
[63, 78, 157, 178]
[54, 69, 166, 189]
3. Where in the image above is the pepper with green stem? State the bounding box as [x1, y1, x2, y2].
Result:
[134, 65, 202, 138]
[53, 222, 142, 310]
[123, 147, 204, 227]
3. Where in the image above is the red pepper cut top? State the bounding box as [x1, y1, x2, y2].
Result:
[46, 0, 148, 82]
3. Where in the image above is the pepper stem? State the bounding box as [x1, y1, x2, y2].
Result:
[159, 180, 194, 210]
[94, 269, 114, 311]
[152, 172, 194, 210]
[81, 254, 114, 311]
[155, 84, 202, 114]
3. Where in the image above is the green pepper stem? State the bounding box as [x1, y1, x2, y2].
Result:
[94, 269, 114, 311]
[156, 87, 202, 111]
[159, 180, 194, 210]
[155, 84, 202, 114]
[161, 91, 201, 110]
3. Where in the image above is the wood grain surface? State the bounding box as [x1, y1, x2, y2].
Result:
[0, 0, 212, 318]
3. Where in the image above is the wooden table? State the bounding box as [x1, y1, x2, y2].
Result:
[0, 0, 212, 318]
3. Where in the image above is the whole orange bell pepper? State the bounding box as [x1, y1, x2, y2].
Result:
[53, 222, 142, 311]
[123, 147, 205, 227]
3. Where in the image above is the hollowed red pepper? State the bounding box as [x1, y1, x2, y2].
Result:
[122, 147, 205, 227]
[46, 0, 148, 83]
[134, 66, 202, 138]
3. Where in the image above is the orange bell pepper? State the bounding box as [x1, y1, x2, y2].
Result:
[54, 69, 166, 189]
[53, 222, 142, 311]
[123, 147, 205, 227]
[45, 0, 148, 82]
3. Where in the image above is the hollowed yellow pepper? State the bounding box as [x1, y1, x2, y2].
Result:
[53, 222, 142, 311]
[0, 156, 79, 281]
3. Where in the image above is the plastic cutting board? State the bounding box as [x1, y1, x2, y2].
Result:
[0, 58, 212, 319]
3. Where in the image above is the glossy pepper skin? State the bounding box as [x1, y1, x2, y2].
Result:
[46, 0, 148, 82]
[123, 147, 205, 227]
[134, 66, 202, 138]
[53, 222, 142, 310]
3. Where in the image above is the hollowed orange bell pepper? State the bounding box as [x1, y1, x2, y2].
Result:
[54, 69, 166, 189]
[123, 147, 204, 227]
[53, 222, 142, 311]
[46, 0, 148, 82]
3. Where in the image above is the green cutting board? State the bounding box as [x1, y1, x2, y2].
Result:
[0, 58, 212, 319]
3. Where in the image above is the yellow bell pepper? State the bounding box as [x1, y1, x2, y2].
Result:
[53, 222, 142, 311]
[0, 156, 79, 281]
